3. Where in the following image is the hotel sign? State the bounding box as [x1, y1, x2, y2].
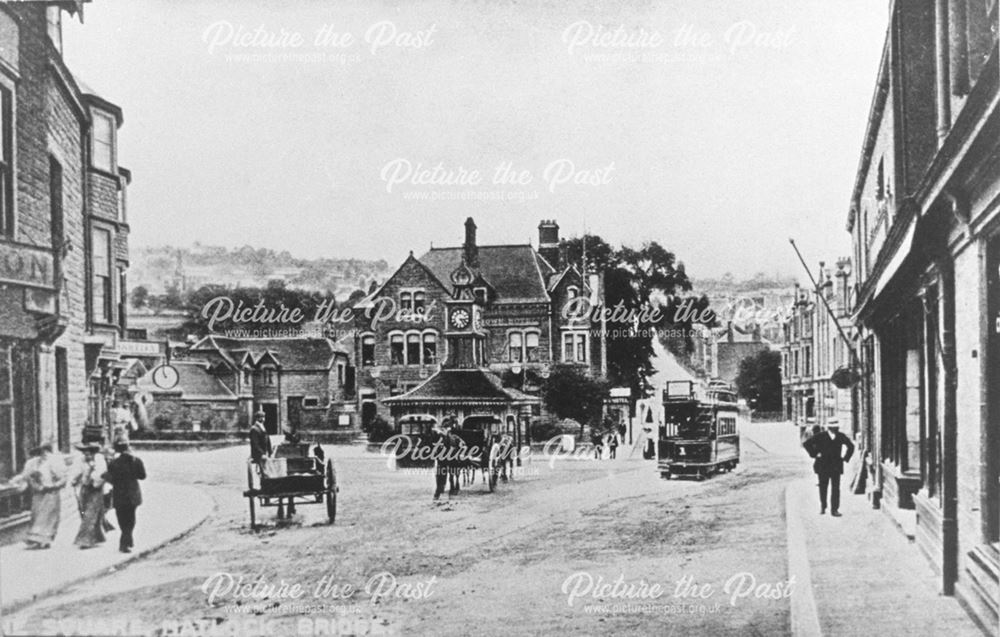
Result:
[0, 242, 54, 289]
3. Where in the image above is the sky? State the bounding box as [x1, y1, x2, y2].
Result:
[63, 0, 890, 280]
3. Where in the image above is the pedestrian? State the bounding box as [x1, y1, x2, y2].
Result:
[105, 440, 146, 553]
[591, 430, 603, 459]
[249, 411, 272, 471]
[6, 442, 67, 549]
[608, 430, 619, 459]
[618, 422, 626, 444]
[803, 422, 855, 516]
[72, 442, 107, 549]
[111, 401, 133, 445]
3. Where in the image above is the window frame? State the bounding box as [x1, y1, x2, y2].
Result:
[91, 227, 113, 324]
[361, 334, 375, 367]
[91, 110, 116, 174]
[0, 83, 13, 239]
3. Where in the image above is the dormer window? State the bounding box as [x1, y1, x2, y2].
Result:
[567, 286, 579, 299]
[242, 369, 252, 386]
[92, 111, 116, 173]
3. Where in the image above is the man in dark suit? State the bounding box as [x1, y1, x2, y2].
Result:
[803, 422, 855, 516]
[105, 441, 146, 552]
[249, 412, 272, 466]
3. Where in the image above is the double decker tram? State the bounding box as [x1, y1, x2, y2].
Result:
[658, 380, 742, 480]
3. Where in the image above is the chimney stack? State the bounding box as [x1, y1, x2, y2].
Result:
[463, 217, 479, 268]
[538, 219, 560, 269]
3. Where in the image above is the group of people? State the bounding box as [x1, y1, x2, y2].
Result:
[591, 422, 627, 460]
[4, 439, 146, 553]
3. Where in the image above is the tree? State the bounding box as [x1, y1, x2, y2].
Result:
[541, 365, 609, 434]
[562, 235, 714, 399]
[181, 284, 328, 335]
[130, 285, 149, 309]
[734, 349, 782, 412]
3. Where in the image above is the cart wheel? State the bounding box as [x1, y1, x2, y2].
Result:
[326, 459, 337, 525]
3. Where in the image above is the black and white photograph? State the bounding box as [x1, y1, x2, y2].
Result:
[0, 1, 997, 635]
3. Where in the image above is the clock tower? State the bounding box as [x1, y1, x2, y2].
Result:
[444, 260, 486, 369]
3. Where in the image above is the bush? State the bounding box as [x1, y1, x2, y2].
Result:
[367, 416, 394, 443]
[529, 420, 564, 443]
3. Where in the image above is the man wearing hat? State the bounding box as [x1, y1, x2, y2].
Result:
[105, 440, 146, 553]
[249, 411, 272, 468]
[803, 421, 855, 516]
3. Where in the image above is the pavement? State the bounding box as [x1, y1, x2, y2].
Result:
[756, 423, 987, 637]
[0, 481, 214, 615]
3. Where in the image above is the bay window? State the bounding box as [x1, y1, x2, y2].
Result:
[91, 228, 112, 323]
[92, 111, 115, 173]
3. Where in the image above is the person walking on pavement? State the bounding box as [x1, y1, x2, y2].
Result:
[6, 442, 67, 549]
[608, 430, 619, 459]
[105, 440, 146, 553]
[803, 422, 855, 516]
[72, 443, 107, 549]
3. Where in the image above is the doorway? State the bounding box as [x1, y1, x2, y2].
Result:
[261, 403, 279, 435]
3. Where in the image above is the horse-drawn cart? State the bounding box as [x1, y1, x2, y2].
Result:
[243, 442, 337, 530]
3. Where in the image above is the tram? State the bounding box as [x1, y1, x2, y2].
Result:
[658, 380, 742, 480]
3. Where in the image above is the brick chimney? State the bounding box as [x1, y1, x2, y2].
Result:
[538, 219, 560, 269]
[463, 217, 479, 268]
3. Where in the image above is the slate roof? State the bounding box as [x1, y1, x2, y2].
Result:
[383, 368, 539, 405]
[136, 361, 236, 399]
[419, 245, 554, 304]
[189, 336, 344, 370]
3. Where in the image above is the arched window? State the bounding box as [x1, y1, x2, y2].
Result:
[361, 335, 375, 366]
[406, 333, 420, 365]
[422, 332, 437, 365]
[390, 334, 404, 365]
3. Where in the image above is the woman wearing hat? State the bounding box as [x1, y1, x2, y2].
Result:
[72, 443, 107, 549]
[6, 442, 67, 549]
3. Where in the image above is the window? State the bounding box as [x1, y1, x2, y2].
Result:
[361, 335, 375, 366]
[46, 6, 62, 52]
[413, 291, 425, 311]
[508, 332, 523, 363]
[422, 333, 437, 365]
[337, 363, 345, 387]
[50, 157, 64, 279]
[242, 369, 252, 387]
[263, 368, 275, 386]
[399, 291, 412, 311]
[562, 332, 587, 363]
[567, 286, 579, 299]
[390, 334, 404, 365]
[525, 331, 539, 362]
[92, 112, 115, 173]
[91, 228, 112, 323]
[473, 287, 487, 304]
[304, 397, 320, 408]
[0, 85, 12, 238]
[406, 333, 420, 365]
[793, 350, 800, 377]
[0, 345, 11, 479]
[804, 346, 812, 376]
[117, 182, 126, 223]
[118, 267, 127, 328]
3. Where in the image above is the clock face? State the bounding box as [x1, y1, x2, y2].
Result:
[151, 364, 180, 390]
[450, 308, 470, 329]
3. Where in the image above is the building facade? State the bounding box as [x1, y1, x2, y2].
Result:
[0, 2, 132, 526]
[353, 218, 603, 426]
[780, 260, 857, 433]
[848, 1, 998, 629]
[138, 336, 353, 435]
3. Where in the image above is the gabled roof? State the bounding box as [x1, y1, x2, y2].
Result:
[189, 336, 342, 370]
[420, 245, 553, 304]
[136, 361, 236, 399]
[353, 252, 450, 309]
[383, 368, 539, 406]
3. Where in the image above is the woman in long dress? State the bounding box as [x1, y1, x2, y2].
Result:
[9, 443, 67, 549]
[72, 443, 107, 549]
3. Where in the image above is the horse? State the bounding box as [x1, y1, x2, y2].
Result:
[429, 428, 467, 500]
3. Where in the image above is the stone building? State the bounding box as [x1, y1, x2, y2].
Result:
[0, 2, 132, 527]
[780, 260, 856, 432]
[847, 1, 998, 628]
[690, 322, 772, 388]
[137, 336, 353, 435]
[353, 218, 603, 427]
